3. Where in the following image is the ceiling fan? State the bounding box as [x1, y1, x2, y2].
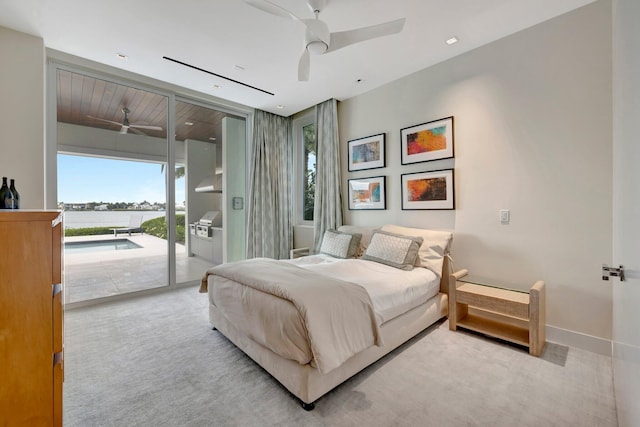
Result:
[87, 107, 163, 135]
[245, 0, 406, 81]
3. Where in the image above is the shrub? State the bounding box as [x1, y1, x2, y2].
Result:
[141, 214, 185, 244]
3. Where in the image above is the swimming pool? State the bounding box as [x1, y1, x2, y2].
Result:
[65, 239, 142, 254]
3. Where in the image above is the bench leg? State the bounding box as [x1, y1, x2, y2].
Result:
[529, 281, 546, 356]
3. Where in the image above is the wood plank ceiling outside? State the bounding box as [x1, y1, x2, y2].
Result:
[56, 69, 240, 143]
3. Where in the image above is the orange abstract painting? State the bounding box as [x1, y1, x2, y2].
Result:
[407, 177, 447, 202]
[406, 125, 447, 155]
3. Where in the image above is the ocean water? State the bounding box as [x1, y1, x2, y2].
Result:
[63, 210, 167, 229]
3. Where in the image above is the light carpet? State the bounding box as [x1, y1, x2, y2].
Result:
[63, 286, 618, 426]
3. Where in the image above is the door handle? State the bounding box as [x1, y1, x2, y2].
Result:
[602, 264, 625, 282]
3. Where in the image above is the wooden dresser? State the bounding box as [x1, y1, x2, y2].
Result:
[0, 211, 64, 426]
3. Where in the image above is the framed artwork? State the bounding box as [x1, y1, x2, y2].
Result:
[348, 133, 386, 171]
[401, 169, 454, 210]
[400, 116, 454, 165]
[348, 176, 386, 210]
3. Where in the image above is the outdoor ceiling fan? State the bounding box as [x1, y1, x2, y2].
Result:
[87, 107, 163, 135]
[245, 0, 406, 81]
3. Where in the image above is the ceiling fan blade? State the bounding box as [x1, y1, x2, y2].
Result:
[298, 48, 310, 82]
[244, 0, 303, 21]
[87, 115, 122, 127]
[326, 18, 406, 53]
[128, 127, 147, 136]
[130, 124, 163, 131]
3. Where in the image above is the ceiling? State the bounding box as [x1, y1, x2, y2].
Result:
[56, 69, 239, 142]
[0, 0, 595, 117]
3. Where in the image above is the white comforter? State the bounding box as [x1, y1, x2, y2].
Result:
[288, 254, 440, 324]
[206, 258, 382, 374]
[205, 255, 440, 373]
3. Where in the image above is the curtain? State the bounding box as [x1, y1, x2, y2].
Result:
[313, 98, 343, 252]
[247, 110, 293, 259]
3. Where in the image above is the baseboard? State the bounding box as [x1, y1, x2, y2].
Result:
[546, 325, 611, 356]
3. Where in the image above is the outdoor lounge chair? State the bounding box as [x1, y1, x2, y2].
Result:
[111, 214, 144, 236]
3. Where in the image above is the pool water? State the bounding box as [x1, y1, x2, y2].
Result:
[65, 239, 142, 254]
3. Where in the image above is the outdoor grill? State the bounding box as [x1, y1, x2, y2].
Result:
[190, 211, 221, 238]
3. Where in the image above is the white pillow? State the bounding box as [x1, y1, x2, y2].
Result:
[319, 229, 362, 259]
[380, 224, 453, 276]
[361, 230, 423, 270]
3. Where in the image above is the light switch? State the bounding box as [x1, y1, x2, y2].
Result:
[500, 209, 510, 224]
[232, 197, 244, 210]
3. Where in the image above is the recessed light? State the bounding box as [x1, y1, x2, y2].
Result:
[446, 37, 459, 45]
[209, 137, 217, 141]
[233, 65, 245, 71]
[116, 53, 128, 60]
[276, 105, 284, 110]
[212, 84, 221, 89]
[184, 121, 194, 126]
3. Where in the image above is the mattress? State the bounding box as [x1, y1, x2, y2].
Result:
[287, 254, 440, 323]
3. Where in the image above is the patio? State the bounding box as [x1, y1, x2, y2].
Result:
[64, 234, 214, 304]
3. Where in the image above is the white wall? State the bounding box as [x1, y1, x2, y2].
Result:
[612, 0, 640, 424]
[339, 1, 612, 343]
[0, 26, 45, 208]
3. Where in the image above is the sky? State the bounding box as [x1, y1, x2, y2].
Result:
[58, 154, 185, 204]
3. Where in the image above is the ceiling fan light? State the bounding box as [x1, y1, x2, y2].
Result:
[307, 40, 328, 55]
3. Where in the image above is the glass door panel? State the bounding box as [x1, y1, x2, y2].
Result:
[56, 69, 169, 304]
[174, 100, 232, 282]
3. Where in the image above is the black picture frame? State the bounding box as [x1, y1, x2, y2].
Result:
[347, 176, 387, 210]
[347, 133, 386, 172]
[400, 116, 454, 165]
[401, 169, 455, 210]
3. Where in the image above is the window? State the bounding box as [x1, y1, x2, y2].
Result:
[303, 122, 317, 221]
[294, 113, 316, 224]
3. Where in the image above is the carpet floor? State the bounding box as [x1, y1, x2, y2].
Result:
[63, 286, 618, 426]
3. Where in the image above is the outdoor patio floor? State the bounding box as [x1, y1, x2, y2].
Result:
[64, 234, 214, 304]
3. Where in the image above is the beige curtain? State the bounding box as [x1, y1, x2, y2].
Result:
[247, 110, 293, 259]
[313, 99, 343, 251]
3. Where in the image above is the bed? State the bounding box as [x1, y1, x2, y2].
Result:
[201, 224, 456, 410]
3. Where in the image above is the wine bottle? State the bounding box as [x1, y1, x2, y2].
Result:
[9, 179, 19, 209]
[0, 177, 14, 209]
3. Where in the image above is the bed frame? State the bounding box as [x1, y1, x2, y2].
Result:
[208, 255, 462, 410]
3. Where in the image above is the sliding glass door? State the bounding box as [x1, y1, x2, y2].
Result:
[55, 68, 170, 304]
[51, 64, 248, 306]
[174, 99, 246, 281]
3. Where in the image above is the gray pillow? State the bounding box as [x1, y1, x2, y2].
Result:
[319, 229, 363, 259]
[361, 230, 423, 270]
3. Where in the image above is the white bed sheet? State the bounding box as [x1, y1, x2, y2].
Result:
[287, 254, 440, 324]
